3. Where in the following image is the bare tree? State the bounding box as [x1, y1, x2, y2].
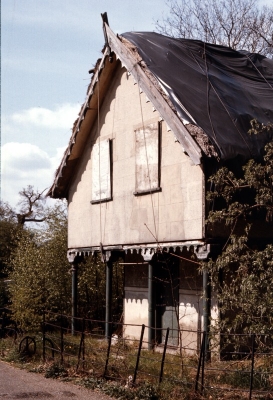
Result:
[16, 185, 47, 226]
[155, 0, 273, 57]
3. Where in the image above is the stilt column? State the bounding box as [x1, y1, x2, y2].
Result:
[68, 251, 80, 335]
[196, 244, 212, 361]
[148, 261, 155, 350]
[202, 268, 211, 360]
[142, 250, 155, 350]
[71, 263, 78, 335]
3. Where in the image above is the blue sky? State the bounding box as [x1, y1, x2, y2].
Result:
[1, 0, 169, 208]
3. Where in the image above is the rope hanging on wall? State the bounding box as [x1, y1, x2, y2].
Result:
[136, 74, 160, 246]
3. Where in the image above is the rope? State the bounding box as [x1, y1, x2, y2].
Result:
[137, 74, 159, 244]
[245, 54, 273, 90]
[203, 43, 218, 145]
[102, 98, 116, 244]
[97, 79, 102, 245]
[188, 44, 253, 157]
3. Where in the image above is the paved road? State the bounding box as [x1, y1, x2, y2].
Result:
[0, 361, 112, 399]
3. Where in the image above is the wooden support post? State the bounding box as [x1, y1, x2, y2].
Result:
[195, 245, 212, 362]
[203, 269, 211, 361]
[68, 252, 80, 336]
[71, 262, 78, 335]
[148, 261, 155, 350]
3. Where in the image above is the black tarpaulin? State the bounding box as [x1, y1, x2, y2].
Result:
[122, 32, 273, 161]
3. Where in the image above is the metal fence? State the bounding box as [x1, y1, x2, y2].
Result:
[10, 311, 272, 399]
[2, 305, 273, 398]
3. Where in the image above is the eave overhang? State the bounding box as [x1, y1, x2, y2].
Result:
[48, 47, 118, 198]
[48, 23, 204, 199]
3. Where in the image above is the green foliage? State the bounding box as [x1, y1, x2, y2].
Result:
[77, 256, 124, 322]
[0, 202, 20, 307]
[6, 194, 124, 330]
[0, 202, 19, 275]
[77, 255, 106, 321]
[0, 188, 58, 308]
[205, 123, 273, 341]
[9, 201, 71, 331]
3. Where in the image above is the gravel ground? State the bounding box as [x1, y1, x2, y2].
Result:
[0, 361, 113, 400]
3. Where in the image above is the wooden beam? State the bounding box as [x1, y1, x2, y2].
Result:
[105, 24, 202, 165]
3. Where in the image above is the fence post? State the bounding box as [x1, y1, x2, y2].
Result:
[249, 333, 255, 400]
[77, 318, 85, 371]
[104, 322, 112, 378]
[133, 324, 145, 385]
[159, 327, 169, 383]
[42, 309, 45, 362]
[195, 331, 206, 393]
[201, 331, 206, 396]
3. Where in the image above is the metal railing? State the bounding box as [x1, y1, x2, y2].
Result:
[39, 313, 273, 399]
[8, 310, 273, 399]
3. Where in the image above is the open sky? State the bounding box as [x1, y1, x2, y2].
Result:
[1, 0, 169, 209]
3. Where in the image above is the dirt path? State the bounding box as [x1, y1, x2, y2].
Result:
[0, 361, 112, 399]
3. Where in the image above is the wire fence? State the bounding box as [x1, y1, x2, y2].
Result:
[2, 307, 272, 398]
[15, 311, 272, 399]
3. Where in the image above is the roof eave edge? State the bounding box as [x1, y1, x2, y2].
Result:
[48, 47, 110, 198]
[105, 24, 202, 165]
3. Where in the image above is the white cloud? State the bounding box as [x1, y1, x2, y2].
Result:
[1, 142, 65, 209]
[12, 103, 79, 130]
[2, 103, 79, 159]
[4, 143, 51, 172]
[1, 103, 76, 208]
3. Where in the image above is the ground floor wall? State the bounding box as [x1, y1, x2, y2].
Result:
[123, 284, 218, 352]
[124, 287, 149, 343]
[179, 289, 202, 352]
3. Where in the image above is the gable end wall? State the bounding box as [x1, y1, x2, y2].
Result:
[68, 66, 204, 248]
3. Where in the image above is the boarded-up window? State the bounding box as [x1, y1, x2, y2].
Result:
[135, 122, 160, 194]
[91, 139, 112, 203]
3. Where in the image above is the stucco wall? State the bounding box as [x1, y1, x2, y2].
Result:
[123, 287, 218, 350]
[123, 287, 149, 342]
[68, 66, 204, 248]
